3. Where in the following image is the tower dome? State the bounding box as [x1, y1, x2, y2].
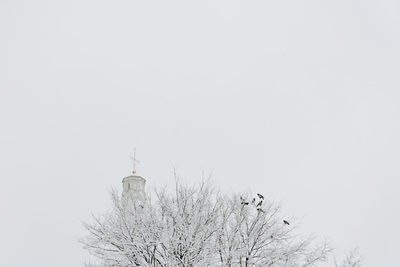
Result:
[122, 150, 146, 204]
[122, 174, 146, 203]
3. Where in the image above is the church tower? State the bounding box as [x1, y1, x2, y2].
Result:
[122, 150, 146, 204]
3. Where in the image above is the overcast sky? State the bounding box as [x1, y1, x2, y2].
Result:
[1, 1, 399, 266]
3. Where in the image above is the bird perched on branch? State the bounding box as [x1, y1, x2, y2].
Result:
[240, 196, 249, 205]
[257, 193, 264, 200]
[283, 220, 290, 225]
[256, 200, 263, 207]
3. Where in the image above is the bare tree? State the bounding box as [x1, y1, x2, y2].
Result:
[216, 193, 330, 266]
[82, 191, 152, 266]
[81, 180, 361, 267]
[334, 249, 363, 267]
[154, 180, 224, 266]
[81, 180, 224, 267]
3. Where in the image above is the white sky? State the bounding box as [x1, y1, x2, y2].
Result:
[1, 1, 399, 266]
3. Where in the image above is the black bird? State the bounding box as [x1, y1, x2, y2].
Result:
[241, 201, 249, 205]
[257, 208, 264, 212]
[252, 198, 256, 203]
[256, 200, 263, 207]
[283, 220, 290, 225]
[257, 193, 264, 200]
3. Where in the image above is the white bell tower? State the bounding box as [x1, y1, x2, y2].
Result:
[122, 150, 146, 204]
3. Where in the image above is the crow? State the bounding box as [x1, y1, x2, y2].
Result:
[252, 198, 256, 203]
[257, 208, 264, 212]
[241, 201, 249, 205]
[256, 200, 263, 207]
[257, 193, 264, 200]
[283, 220, 290, 225]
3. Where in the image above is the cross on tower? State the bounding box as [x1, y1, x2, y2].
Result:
[129, 148, 140, 174]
